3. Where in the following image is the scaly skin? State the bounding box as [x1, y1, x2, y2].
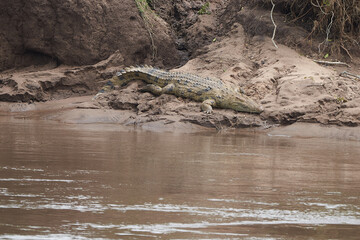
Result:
[95, 66, 263, 113]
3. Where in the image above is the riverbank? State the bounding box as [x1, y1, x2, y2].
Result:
[1, 96, 360, 142]
[1, 1, 359, 137]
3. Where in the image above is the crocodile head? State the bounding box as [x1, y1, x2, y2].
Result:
[221, 92, 263, 113]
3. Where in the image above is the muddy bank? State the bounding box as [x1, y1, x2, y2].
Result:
[3, 97, 360, 141]
[1, 0, 360, 134]
[0, 0, 180, 71]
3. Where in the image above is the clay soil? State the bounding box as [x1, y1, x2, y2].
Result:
[1, 0, 360, 137]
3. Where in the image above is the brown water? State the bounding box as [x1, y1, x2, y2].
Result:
[0, 118, 359, 239]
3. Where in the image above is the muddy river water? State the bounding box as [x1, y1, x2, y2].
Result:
[0, 117, 359, 239]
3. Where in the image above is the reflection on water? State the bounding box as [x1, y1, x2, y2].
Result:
[0, 118, 359, 239]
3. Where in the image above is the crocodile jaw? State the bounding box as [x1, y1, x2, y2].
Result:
[221, 94, 263, 113]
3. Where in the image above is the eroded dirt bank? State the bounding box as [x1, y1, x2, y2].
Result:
[1, 0, 359, 135]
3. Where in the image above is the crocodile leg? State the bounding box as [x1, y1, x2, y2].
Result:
[142, 83, 175, 96]
[162, 83, 176, 93]
[145, 83, 216, 113]
[141, 84, 163, 95]
[201, 99, 216, 114]
[146, 82, 217, 114]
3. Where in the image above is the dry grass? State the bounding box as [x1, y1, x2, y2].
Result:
[291, 0, 359, 57]
[261, 0, 359, 58]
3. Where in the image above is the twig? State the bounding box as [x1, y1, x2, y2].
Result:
[340, 44, 353, 60]
[289, 7, 312, 23]
[318, 11, 334, 53]
[313, 59, 350, 67]
[270, 0, 278, 49]
[310, 0, 326, 14]
[306, 84, 325, 87]
[311, 0, 334, 53]
[340, 71, 360, 80]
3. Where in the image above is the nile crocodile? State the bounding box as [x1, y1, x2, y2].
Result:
[95, 66, 262, 113]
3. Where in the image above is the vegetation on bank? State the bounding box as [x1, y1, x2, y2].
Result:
[134, 0, 158, 59]
[134, 0, 359, 60]
[262, 0, 359, 58]
[198, 2, 211, 15]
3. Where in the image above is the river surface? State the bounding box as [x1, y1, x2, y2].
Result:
[0, 117, 359, 239]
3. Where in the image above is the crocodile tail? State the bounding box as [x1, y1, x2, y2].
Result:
[93, 77, 117, 100]
[93, 65, 160, 100]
